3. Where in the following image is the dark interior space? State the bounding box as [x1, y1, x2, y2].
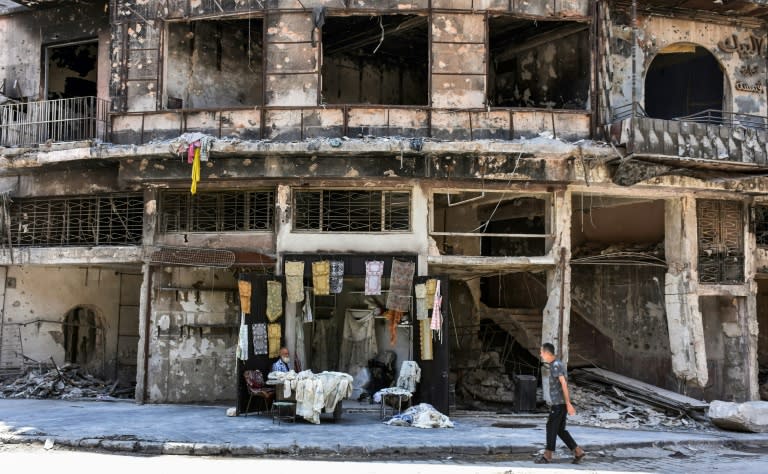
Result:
[46, 41, 98, 100]
[645, 45, 724, 120]
[321, 15, 428, 105]
[488, 16, 590, 109]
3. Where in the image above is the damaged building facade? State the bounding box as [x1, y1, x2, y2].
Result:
[0, 0, 767, 411]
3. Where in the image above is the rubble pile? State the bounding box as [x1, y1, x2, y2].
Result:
[0, 363, 132, 400]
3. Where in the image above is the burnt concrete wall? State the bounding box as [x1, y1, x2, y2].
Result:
[322, 55, 426, 105]
[146, 267, 239, 403]
[572, 200, 665, 247]
[758, 279, 768, 366]
[165, 20, 263, 109]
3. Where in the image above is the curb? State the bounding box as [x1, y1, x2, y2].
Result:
[2, 433, 767, 458]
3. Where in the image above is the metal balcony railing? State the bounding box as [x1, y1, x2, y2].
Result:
[0, 96, 110, 147]
[673, 109, 768, 132]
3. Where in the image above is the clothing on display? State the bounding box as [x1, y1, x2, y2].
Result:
[385, 310, 402, 346]
[267, 323, 281, 358]
[425, 279, 437, 309]
[430, 280, 442, 332]
[329, 260, 344, 294]
[303, 288, 313, 323]
[365, 260, 384, 295]
[312, 260, 330, 295]
[266, 280, 283, 322]
[285, 261, 305, 303]
[386, 259, 415, 312]
[338, 308, 378, 377]
[414, 283, 428, 320]
[238, 280, 252, 314]
[396, 361, 421, 393]
[420, 319, 433, 360]
[238, 313, 249, 361]
[252, 323, 268, 356]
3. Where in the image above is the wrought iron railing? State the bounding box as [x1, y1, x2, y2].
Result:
[0, 96, 110, 147]
[673, 109, 768, 132]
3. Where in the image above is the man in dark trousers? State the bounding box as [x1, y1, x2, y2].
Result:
[535, 342, 586, 464]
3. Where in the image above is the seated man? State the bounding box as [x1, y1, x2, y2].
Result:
[271, 347, 292, 373]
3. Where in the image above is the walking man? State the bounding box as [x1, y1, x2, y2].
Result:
[535, 342, 586, 464]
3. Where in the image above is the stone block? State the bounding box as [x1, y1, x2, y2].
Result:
[708, 400, 768, 433]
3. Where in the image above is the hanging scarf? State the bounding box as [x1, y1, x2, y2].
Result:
[365, 260, 384, 295]
[303, 288, 313, 323]
[384, 310, 402, 346]
[267, 323, 282, 358]
[285, 261, 305, 303]
[266, 280, 283, 322]
[420, 319, 433, 360]
[252, 323, 268, 356]
[329, 260, 344, 294]
[238, 280, 252, 314]
[386, 259, 415, 312]
[414, 283, 428, 320]
[238, 313, 249, 361]
[190, 145, 201, 194]
[312, 260, 330, 295]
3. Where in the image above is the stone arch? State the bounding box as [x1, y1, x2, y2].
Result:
[644, 43, 728, 120]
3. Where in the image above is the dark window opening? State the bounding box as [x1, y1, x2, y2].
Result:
[698, 199, 744, 284]
[7, 194, 143, 247]
[645, 45, 724, 120]
[756, 206, 768, 247]
[46, 41, 98, 100]
[321, 15, 428, 106]
[63, 306, 99, 365]
[293, 190, 410, 232]
[160, 190, 275, 233]
[488, 17, 589, 109]
[166, 19, 264, 109]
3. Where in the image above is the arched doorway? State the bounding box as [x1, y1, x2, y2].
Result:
[645, 44, 725, 120]
[63, 306, 102, 367]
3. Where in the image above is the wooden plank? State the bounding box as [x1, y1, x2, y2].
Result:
[581, 368, 709, 409]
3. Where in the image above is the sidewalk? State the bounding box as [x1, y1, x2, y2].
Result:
[1, 399, 766, 457]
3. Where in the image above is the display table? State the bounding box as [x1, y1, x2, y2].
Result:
[271, 401, 296, 424]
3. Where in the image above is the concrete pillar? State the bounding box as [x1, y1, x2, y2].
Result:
[134, 262, 151, 403]
[664, 196, 708, 387]
[542, 190, 572, 403]
[743, 201, 760, 400]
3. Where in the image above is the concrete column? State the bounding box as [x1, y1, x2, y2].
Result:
[664, 196, 708, 387]
[542, 190, 572, 403]
[743, 201, 760, 400]
[134, 262, 152, 403]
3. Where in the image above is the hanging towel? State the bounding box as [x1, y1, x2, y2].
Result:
[238, 313, 249, 361]
[312, 260, 330, 295]
[285, 261, 305, 303]
[420, 319, 433, 360]
[303, 288, 313, 323]
[414, 283, 428, 320]
[425, 279, 437, 309]
[365, 260, 385, 295]
[267, 323, 282, 358]
[238, 280, 252, 314]
[329, 260, 345, 294]
[386, 259, 415, 312]
[266, 280, 283, 322]
[252, 323, 268, 356]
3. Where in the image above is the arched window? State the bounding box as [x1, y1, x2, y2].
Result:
[63, 307, 99, 364]
[645, 44, 724, 120]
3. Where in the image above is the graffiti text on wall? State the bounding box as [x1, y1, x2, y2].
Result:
[718, 34, 765, 58]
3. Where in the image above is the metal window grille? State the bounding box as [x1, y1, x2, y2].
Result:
[6, 194, 143, 247]
[294, 190, 410, 232]
[160, 190, 274, 233]
[697, 199, 744, 284]
[756, 206, 768, 247]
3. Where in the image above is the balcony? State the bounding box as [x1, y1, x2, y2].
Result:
[0, 96, 110, 148]
[608, 104, 768, 168]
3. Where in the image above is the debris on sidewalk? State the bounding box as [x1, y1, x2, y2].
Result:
[384, 403, 454, 429]
[0, 363, 133, 400]
[708, 401, 768, 433]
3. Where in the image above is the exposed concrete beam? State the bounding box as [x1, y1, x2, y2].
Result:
[0, 246, 143, 266]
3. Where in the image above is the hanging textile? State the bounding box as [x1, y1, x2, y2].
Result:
[267, 323, 282, 358]
[238, 280, 252, 314]
[329, 260, 345, 294]
[312, 260, 330, 296]
[365, 260, 384, 295]
[414, 283, 428, 320]
[420, 319, 433, 360]
[285, 261, 305, 303]
[266, 280, 283, 322]
[295, 310, 305, 373]
[303, 288, 314, 323]
[386, 259, 415, 312]
[425, 279, 437, 309]
[384, 310, 402, 346]
[396, 361, 421, 393]
[190, 145, 201, 194]
[238, 313, 249, 361]
[311, 319, 329, 372]
[252, 323, 268, 356]
[338, 308, 378, 376]
[430, 280, 442, 331]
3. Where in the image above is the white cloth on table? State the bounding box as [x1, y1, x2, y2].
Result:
[268, 370, 298, 398]
[317, 371, 353, 412]
[295, 370, 325, 424]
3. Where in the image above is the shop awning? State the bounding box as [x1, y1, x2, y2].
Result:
[426, 255, 555, 280]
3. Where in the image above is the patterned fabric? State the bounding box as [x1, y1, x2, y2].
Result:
[425, 279, 437, 309]
[329, 260, 345, 294]
[414, 283, 428, 320]
[430, 280, 443, 332]
[420, 319, 433, 360]
[386, 259, 415, 312]
[312, 260, 330, 296]
[266, 280, 283, 322]
[365, 260, 384, 295]
[238, 280, 252, 314]
[285, 261, 305, 303]
[252, 323, 268, 356]
[238, 313, 249, 361]
[267, 323, 281, 358]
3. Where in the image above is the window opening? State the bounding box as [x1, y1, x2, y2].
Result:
[293, 190, 410, 232]
[756, 206, 768, 247]
[160, 190, 274, 233]
[45, 40, 98, 100]
[698, 199, 744, 284]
